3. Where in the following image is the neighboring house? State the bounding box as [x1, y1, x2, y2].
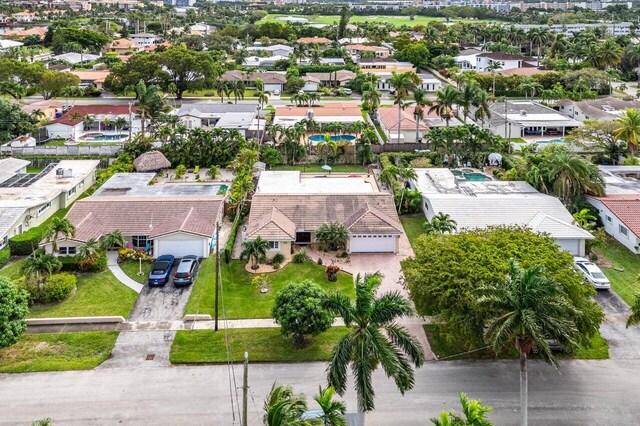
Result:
[586, 165, 640, 253]
[338, 37, 369, 45]
[0, 159, 99, 250]
[558, 97, 640, 122]
[0, 39, 23, 51]
[130, 33, 160, 48]
[302, 70, 356, 91]
[484, 100, 582, 138]
[273, 103, 364, 127]
[243, 55, 289, 68]
[70, 70, 110, 90]
[377, 105, 456, 143]
[45, 105, 140, 142]
[50, 52, 101, 65]
[102, 38, 143, 54]
[247, 44, 294, 57]
[409, 168, 593, 256]
[474, 52, 536, 72]
[41, 173, 225, 258]
[2, 27, 47, 40]
[189, 23, 215, 36]
[12, 11, 35, 23]
[244, 171, 403, 256]
[0, 14, 9, 26]
[220, 70, 286, 93]
[173, 102, 258, 136]
[296, 37, 332, 49]
[454, 48, 483, 70]
[22, 100, 65, 121]
[345, 44, 391, 59]
[358, 59, 442, 92]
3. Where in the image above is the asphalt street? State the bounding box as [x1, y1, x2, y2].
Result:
[1, 359, 638, 425]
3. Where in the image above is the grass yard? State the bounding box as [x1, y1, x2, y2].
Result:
[424, 324, 609, 361]
[26, 167, 43, 173]
[186, 259, 354, 319]
[270, 164, 368, 173]
[400, 214, 425, 248]
[170, 327, 348, 364]
[119, 260, 153, 285]
[28, 270, 138, 318]
[596, 238, 640, 306]
[0, 258, 26, 281]
[260, 14, 489, 26]
[0, 331, 118, 373]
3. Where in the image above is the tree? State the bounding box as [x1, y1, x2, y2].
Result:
[626, 292, 640, 328]
[314, 386, 347, 426]
[429, 84, 461, 127]
[158, 45, 217, 99]
[390, 71, 421, 143]
[431, 393, 494, 426]
[324, 272, 424, 413]
[240, 237, 269, 270]
[21, 253, 62, 289]
[547, 150, 606, 204]
[231, 80, 245, 103]
[100, 230, 125, 250]
[615, 108, 640, 158]
[50, 27, 110, 54]
[624, 43, 640, 86]
[0, 99, 38, 143]
[315, 222, 349, 251]
[77, 238, 101, 261]
[572, 208, 597, 231]
[413, 88, 428, 142]
[516, 78, 543, 100]
[337, 6, 350, 40]
[317, 135, 338, 165]
[423, 213, 457, 234]
[44, 217, 76, 253]
[0, 277, 29, 348]
[206, 164, 220, 180]
[263, 383, 309, 426]
[272, 281, 335, 347]
[39, 70, 81, 100]
[458, 80, 483, 123]
[566, 120, 626, 164]
[486, 62, 502, 97]
[356, 129, 375, 166]
[478, 260, 581, 426]
[286, 75, 305, 93]
[135, 80, 169, 135]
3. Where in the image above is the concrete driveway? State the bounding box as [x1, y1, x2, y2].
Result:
[594, 290, 640, 360]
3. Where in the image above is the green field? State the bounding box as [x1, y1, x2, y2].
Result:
[597, 238, 640, 306]
[261, 14, 490, 27]
[119, 260, 153, 285]
[400, 214, 425, 249]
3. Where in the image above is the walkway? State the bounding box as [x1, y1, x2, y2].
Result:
[106, 251, 144, 293]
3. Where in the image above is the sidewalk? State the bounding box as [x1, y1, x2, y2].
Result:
[106, 251, 144, 293]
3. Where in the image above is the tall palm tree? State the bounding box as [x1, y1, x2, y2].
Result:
[263, 383, 310, 426]
[255, 78, 269, 108]
[597, 38, 624, 70]
[431, 393, 494, 426]
[83, 114, 96, 131]
[478, 260, 580, 426]
[528, 28, 550, 67]
[413, 88, 428, 142]
[324, 272, 424, 414]
[99, 230, 125, 251]
[114, 117, 128, 137]
[458, 81, 483, 123]
[624, 44, 640, 86]
[615, 108, 640, 157]
[547, 151, 605, 204]
[317, 135, 338, 165]
[240, 237, 269, 270]
[44, 217, 76, 253]
[473, 90, 492, 126]
[516, 79, 543, 100]
[362, 88, 381, 118]
[423, 212, 457, 234]
[486, 62, 502, 97]
[390, 71, 421, 143]
[356, 128, 376, 166]
[135, 80, 169, 135]
[429, 84, 461, 127]
[21, 253, 61, 289]
[314, 386, 346, 426]
[231, 80, 245, 104]
[77, 238, 101, 261]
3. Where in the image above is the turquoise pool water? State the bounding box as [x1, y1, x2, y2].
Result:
[309, 134, 356, 143]
[464, 173, 492, 181]
[537, 138, 565, 145]
[81, 134, 125, 142]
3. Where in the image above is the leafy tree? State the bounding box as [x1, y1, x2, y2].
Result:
[21, 253, 62, 289]
[399, 42, 431, 69]
[572, 208, 597, 231]
[44, 217, 76, 253]
[315, 222, 349, 251]
[158, 45, 218, 99]
[0, 277, 29, 348]
[566, 120, 627, 164]
[39, 70, 80, 100]
[206, 165, 220, 180]
[50, 27, 110, 53]
[423, 213, 457, 234]
[286, 75, 305, 93]
[107, 53, 162, 94]
[240, 237, 269, 269]
[314, 386, 347, 426]
[337, 6, 350, 40]
[431, 393, 494, 426]
[272, 281, 335, 347]
[324, 273, 424, 413]
[0, 99, 38, 143]
[626, 292, 640, 328]
[429, 84, 461, 127]
[100, 230, 126, 250]
[263, 383, 309, 426]
[261, 147, 283, 169]
[478, 260, 581, 426]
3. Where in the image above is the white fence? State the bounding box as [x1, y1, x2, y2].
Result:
[0, 145, 121, 156]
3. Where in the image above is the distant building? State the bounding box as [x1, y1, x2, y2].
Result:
[558, 97, 640, 122]
[485, 101, 582, 139]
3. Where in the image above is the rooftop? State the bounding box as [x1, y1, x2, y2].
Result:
[297, 37, 332, 44]
[93, 173, 224, 197]
[48, 105, 137, 126]
[598, 166, 640, 195]
[0, 158, 30, 185]
[489, 101, 582, 127]
[588, 194, 640, 237]
[256, 171, 377, 194]
[174, 102, 257, 118]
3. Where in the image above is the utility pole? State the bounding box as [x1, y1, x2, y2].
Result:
[242, 352, 249, 426]
[214, 222, 220, 331]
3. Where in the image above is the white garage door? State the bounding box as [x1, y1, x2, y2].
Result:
[555, 238, 580, 256]
[156, 239, 205, 258]
[349, 234, 396, 253]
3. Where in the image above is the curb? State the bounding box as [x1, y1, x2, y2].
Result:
[26, 316, 126, 326]
[183, 314, 213, 321]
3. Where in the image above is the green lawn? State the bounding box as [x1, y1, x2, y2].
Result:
[0, 258, 26, 281]
[270, 164, 368, 173]
[186, 259, 354, 319]
[28, 270, 138, 318]
[119, 260, 153, 285]
[170, 327, 348, 364]
[260, 14, 489, 26]
[424, 324, 609, 361]
[0, 331, 118, 373]
[42, 138, 67, 146]
[596, 238, 640, 305]
[26, 167, 43, 173]
[400, 214, 425, 248]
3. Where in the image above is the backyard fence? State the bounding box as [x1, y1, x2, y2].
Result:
[372, 143, 428, 153]
[0, 145, 121, 157]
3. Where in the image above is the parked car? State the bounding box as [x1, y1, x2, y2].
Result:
[532, 338, 571, 354]
[573, 257, 611, 290]
[147, 255, 175, 286]
[173, 255, 199, 286]
[343, 88, 352, 95]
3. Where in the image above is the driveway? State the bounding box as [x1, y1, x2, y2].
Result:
[594, 290, 640, 360]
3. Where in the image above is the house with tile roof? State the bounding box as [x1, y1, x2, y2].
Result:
[302, 70, 356, 91]
[70, 70, 111, 91]
[102, 38, 144, 54]
[345, 44, 391, 59]
[243, 171, 403, 257]
[410, 168, 594, 256]
[220, 70, 287, 93]
[41, 173, 225, 258]
[273, 103, 364, 127]
[45, 105, 141, 142]
[296, 37, 332, 49]
[558, 97, 640, 122]
[378, 105, 457, 143]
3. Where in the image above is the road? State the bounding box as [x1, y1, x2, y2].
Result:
[1, 359, 638, 425]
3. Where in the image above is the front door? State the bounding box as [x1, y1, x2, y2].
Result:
[296, 232, 311, 245]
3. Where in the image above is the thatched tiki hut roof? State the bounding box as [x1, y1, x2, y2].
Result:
[133, 150, 171, 172]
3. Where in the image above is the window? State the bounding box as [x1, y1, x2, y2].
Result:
[37, 202, 51, 216]
[606, 215, 612, 222]
[67, 185, 77, 198]
[59, 246, 76, 255]
[620, 225, 629, 237]
[132, 235, 148, 249]
[0, 235, 7, 249]
[268, 241, 280, 250]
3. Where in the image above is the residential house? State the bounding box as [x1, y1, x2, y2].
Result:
[130, 33, 160, 48]
[296, 37, 332, 49]
[70, 70, 110, 90]
[3, 27, 47, 40]
[377, 105, 456, 143]
[12, 11, 35, 23]
[484, 100, 582, 139]
[0, 14, 9, 26]
[51, 52, 101, 65]
[0, 159, 99, 250]
[22, 100, 66, 121]
[474, 52, 536, 72]
[189, 23, 215, 36]
[0, 40, 23, 51]
[45, 105, 140, 142]
[220, 70, 286, 93]
[338, 37, 369, 45]
[244, 171, 403, 257]
[173, 102, 259, 136]
[345, 44, 391, 59]
[247, 43, 294, 57]
[454, 48, 483, 70]
[102, 38, 144, 54]
[273, 103, 364, 127]
[409, 168, 593, 256]
[586, 166, 640, 253]
[302, 70, 356, 92]
[243, 55, 289, 68]
[558, 97, 640, 122]
[42, 173, 225, 258]
[358, 59, 442, 92]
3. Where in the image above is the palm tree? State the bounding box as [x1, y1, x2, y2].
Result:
[77, 238, 101, 261]
[314, 386, 346, 426]
[99, 230, 126, 251]
[317, 135, 338, 165]
[310, 47, 322, 65]
[429, 84, 461, 127]
[263, 383, 309, 426]
[423, 212, 457, 234]
[21, 253, 62, 288]
[572, 208, 597, 231]
[528, 28, 550, 67]
[324, 272, 424, 413]
[458, 81, 482, 123]
[597, 38, 624, 70]
[390, 71, 421, 143]
[615, 108, 640, 157]
[362, 87, 381, 118]
[214, 80, 227, 103]
[547, 151, 605, 204]
[135, 80, 169, 135]
[255, 78, 269, 108]
[474, 90, 492, 126]
[624, 44, 640, 86]
[114, 117, 128, 137]
[431, 393, 494, 426]
[44, 217, 76, 253]
[315, 222, 348, 251]
[356, 129, 376, 166]
[83, 114, 96, 131]
[516, 78, 543, 100]
[413, 88, 428, 142]
[240, 237, 269, 270]
[478, 260, 580, 426]
[231, 80, 245, 104]
[485, 61, 502, 98]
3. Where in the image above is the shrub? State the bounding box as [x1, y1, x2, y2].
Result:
[39, 273, 76, 303]
[0, 277, 29, 347]
[317, 257, 323, 265]
[292, 249, 309, 264]
[118, 248, 152, 262]
[325, 264, 341, 282]
[9, 227, 43, 256]
[224, 216, 244, 264]
[78, 252, 107, 272]
[174, 164, 186, 179]
[271, 253, 285, 265]
[0, 247, 10, 269]
[316, 222, 349, 251]
[58, 255, 80, 271]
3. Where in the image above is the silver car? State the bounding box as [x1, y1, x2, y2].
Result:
[573, 257, 611, 290]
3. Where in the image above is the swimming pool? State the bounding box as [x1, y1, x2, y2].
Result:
[464, 173, 492, 181]
[309, 134, 356, 143]
[537, 138, 565, 145]
[80, 133, 126, 142]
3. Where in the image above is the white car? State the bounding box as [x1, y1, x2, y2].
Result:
[573, 257, 611, 290]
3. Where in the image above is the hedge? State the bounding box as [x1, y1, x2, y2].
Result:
[59, 256, 81, 272]
[9, 227, 45, 256]
[224, 216, 243, 264]
[0, 247, 10, 269]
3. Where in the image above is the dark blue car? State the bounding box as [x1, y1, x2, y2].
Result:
[147, 255, 175, 286]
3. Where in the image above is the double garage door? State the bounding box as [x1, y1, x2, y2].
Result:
[155, 239, 206, 258]
[349, 234, 396, 253]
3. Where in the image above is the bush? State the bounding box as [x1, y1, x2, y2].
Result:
[79, 252, 107, 272]
[9, 227, 44, 256]
[0, 247, 10, 269]
[292, 249, 309, 264]
[0, 277, 29, 348]
[38, 273, 76, 303]
[58, 255, 80, 272]
[271, 253, 285, 265]
[118, 248, 152, 262]
[224, 216, 244, 264]
[325, 264, 341, 282]
[317, 257, 323, 265]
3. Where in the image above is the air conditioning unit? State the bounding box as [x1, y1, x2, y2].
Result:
[56, 168, 65, 178]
